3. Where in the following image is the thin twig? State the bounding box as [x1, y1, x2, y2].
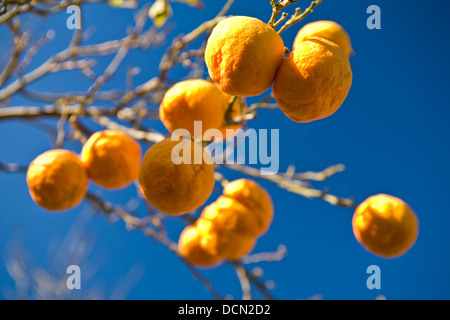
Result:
[0, 162, 28, 173]
[233, 262, 252, 300]
[277, 0, 323, 35]
[225, 163, 355, 209]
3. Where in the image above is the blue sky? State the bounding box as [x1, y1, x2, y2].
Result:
[1, 0, 450, 299]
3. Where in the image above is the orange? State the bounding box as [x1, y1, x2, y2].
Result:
[178, 225, 223, 268]
[138, 138, 215, 215]
[202, 196, 262, 238]
[196, 216, 255, 261]
[193, 178, 274, 261]
[352, 194, 419, 258]
[26, 149, 89, 211]
[223, 179, 273, 236]
[178, 179, 274, 262]
[205, 16, 285, 97]
[81, 130, 141, 189]
[159, 79, 226, 138]
[273, 37, 352, 123]
[294, 20, 353, 57]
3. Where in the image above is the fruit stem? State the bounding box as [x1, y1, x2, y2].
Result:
[224, 95, 239, 125]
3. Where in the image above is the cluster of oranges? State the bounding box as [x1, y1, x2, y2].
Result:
[27, 130, 141, 211]
[25, 16, 419, 265]
[205, 18, 353, 123]
[179, 179, 273, 267]
[157, 18, 354, 141]
[26, 133, 215, 216]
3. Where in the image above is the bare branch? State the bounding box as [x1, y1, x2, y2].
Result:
[233, 262, 252, 300]
[0, 162, 28, 173]
[225, 163, 355, 208]
[242, 245, 287, 264]
[277, 0, 323, 35]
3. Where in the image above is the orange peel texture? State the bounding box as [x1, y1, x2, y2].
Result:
[159, 79, 226, 138]
[205, 16, 285, 97]
[81, 130, 142, 190]
[273, 37, 352, 123]
[27, 149, 89, 211]
[294, 20, 353, 57]
[138, 138, 215, 215]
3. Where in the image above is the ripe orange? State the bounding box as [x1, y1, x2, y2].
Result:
[352, 194, 419, 258]
[201, 196, 262, 238]
[196, 216, 256, 261]
[205, 16, 285, 97]
[27, 149, 89, 211]
[178, 225, 223, 268]
[81, 130, 141, 189]
[273, 37, 352, 123]
[138, 138, 215, 215]
[223, 179, 274, 236]
[159, 79, 226, 138]
[192, 179, 273, 262]
[294, 20, 353, 57]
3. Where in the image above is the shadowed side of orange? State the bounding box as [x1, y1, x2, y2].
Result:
[223, 179, 274, 236]
[196, 215, 256, 261]
[178, 225, 223, 268]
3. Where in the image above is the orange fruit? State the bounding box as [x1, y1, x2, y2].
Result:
[202, 196, 262, 238]
[159, 79, 226, 138]
[273, 37, 352, 123]
[182, 179, 273, 262]
[205, 16, 285, 97]
[138, 138, 215, 215]
[294, 20, 353, 57]
[196, 216, 255, 261]
[81, 130, 141, 190]
[352, 194, 419, 258]
[223, 179, 273, 236]
[26, 149, 89, 211]
[178, 225, 223, 268]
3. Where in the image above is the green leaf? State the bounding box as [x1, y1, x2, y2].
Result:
[149, 0, 173, 27]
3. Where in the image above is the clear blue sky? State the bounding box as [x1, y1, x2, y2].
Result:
[1, 0, 450, 299]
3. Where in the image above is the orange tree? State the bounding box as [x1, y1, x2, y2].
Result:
[0, 0, 418, 299]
